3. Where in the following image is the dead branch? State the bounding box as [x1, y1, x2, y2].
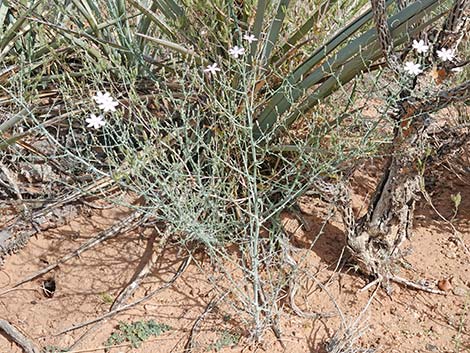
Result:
[60, 336, 174, 353]
[56, 256, 191, 335]
[111, 228, 170, 311]
[0, 319, 39, 353]
[344, 79, 470, 281]
[67, 227, 168, 350]
[2, 176, 116, 230]
[390, 275, 446, 295]
[414, 80, 470, 114]
[437, 0, 469, 48]
[184, 292, 229, 352]
[0, 210, 145, 292]
[326, 284, 379, 353]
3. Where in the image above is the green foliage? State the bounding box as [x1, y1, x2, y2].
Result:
[1, 0, 467, 343]
[99, 292, 114, 304]
[105, 320, 171, 350]
[451, 192, 462, 220]
[207, 330, 241, 352]
[42, 346, 69, 353]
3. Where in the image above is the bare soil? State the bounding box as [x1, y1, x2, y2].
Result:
[0, 163, 469, 353]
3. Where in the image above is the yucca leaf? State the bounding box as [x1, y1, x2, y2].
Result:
[136, 32, 200, 61]
[262, 0, 290, 64]
[28, 11, 140, 65]
[34, 17, 128, 49]
[289, 0, 393, 84]
[137, 0, 160, 39]
[57, 29, 106, 62]
[0, 1, 9, 35]
[0, 0, 42, 53]
[256, 0, 393, 130]
[271, 0, 340, 65]
[291, 8, 448, 125]
[0, 107, 32, 135]
[163, 0, 184, 19]
[0, 22, 31, 60]
[255, 0, 443, 136]
[128, 0, 175, 39]
[83, 0, 103, 21]
[108, 0, 136, 63]
[146, 1, 177, 21]
[71, 0, 99, 34]
[252, 0, 268, 53]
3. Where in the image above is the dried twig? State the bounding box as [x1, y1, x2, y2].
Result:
[326, 284, 379, 353]
[111, 228, 170, 311]
[419, 185, 470, 255]
[0, 210, 145, 292]
[0, 319, 39, 353]
[57, 336, 173, 353]
[56, 256, 191, 335]
[0, 163, 24, 206]
[2, 175, 116, 230]
[279, 232, 339, 321]
[390, 275, 446, 295]
[67, 227, 168, 350]
[184, 291, 229, 352]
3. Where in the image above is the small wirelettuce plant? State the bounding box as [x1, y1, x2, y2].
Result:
[105, 320, 171, 350]
[207, 330, 241, 352]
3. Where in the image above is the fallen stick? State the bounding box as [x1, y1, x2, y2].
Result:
[110, 229, 170, 311]
[0, 319, 39, 353]
[56, 256, 191, 335]
[64, 336, 174, 353]
[0, 210, 144, 293]
[67, 229, 169, 350]
[184, 292, 229, 352]
[390, 275, 446, 295]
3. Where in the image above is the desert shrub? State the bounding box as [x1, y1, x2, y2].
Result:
[1, 0, 468, 344]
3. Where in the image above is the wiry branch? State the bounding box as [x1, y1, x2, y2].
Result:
[437, 0, 469, 50]
[371, 0, 400, 71]
[414, 80, 470, 114]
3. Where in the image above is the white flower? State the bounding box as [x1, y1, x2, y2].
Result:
[403, 61, 423, 75]
[243, 33, 258, 44]
[436, 48, 455, 62]
[412, 39, 429, 54]
[204, 63, 221, 75]
[93, 91, 119, 112]
[86, 114, 106, 129]
[93, 91, 112, 105]
[99, 100, 119, 112]
[451, 67, 463, 73]
[228, 46, 245, 58]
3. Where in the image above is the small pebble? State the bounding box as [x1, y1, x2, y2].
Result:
[437, 279, 452, 292]
[425, 343, 438, 352]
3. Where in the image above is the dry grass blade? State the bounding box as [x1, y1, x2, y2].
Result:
[390, 276, 446, 295]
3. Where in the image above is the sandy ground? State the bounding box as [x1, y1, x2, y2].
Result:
[0, 164, 469, 353]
